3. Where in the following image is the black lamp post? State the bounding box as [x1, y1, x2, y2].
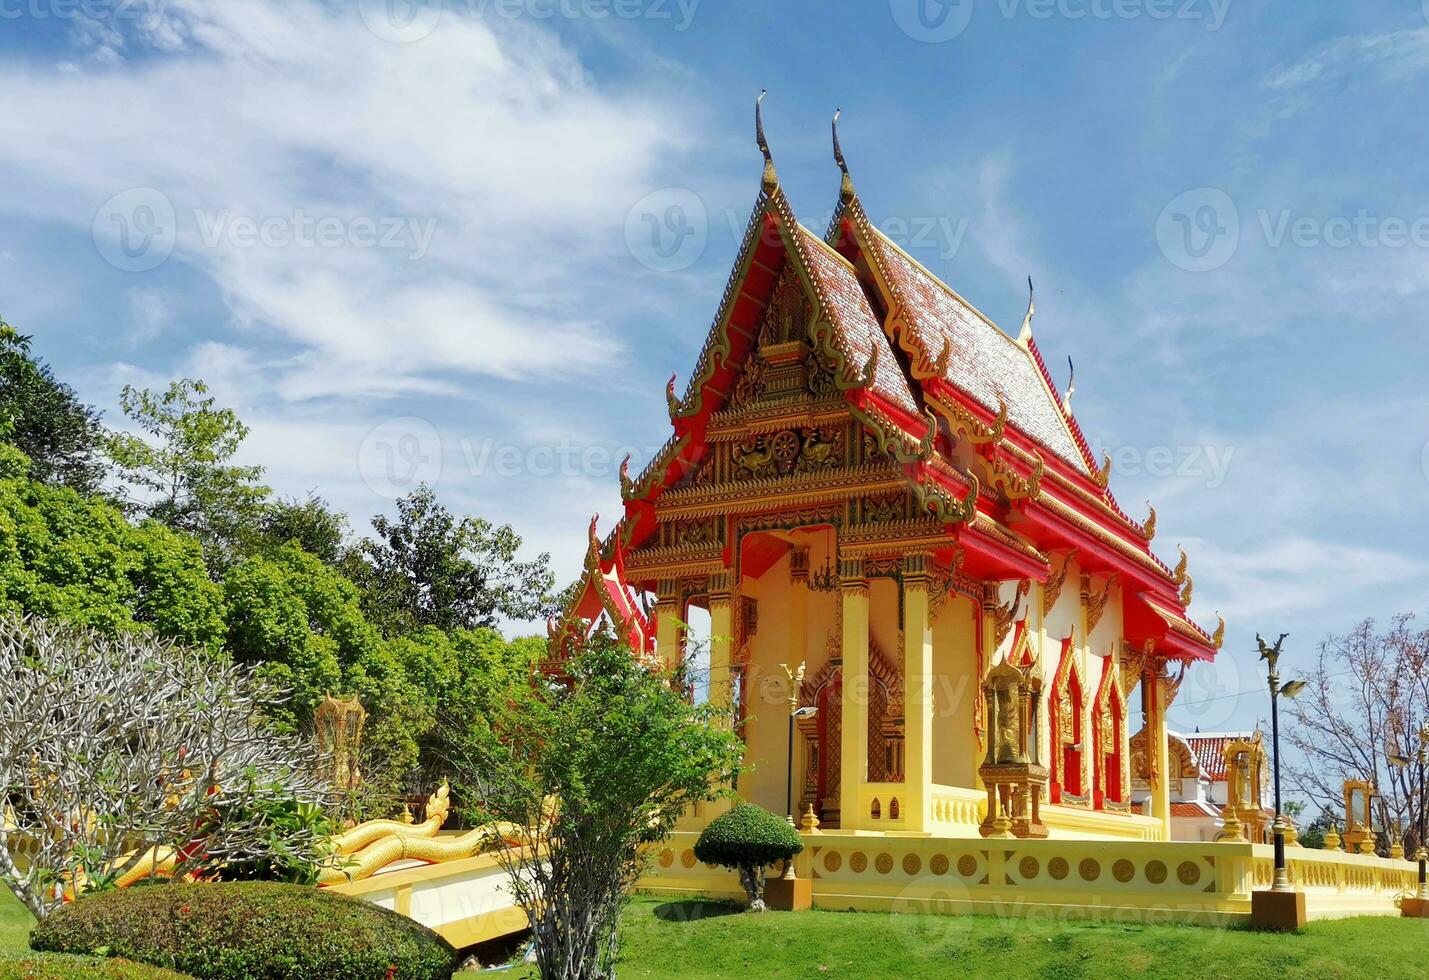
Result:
[1258, 632, 1306, 892]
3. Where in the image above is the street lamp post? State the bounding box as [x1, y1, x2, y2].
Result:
[1258, 632, 1306, 893]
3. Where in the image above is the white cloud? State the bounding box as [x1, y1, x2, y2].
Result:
[0, 0, 690, 400]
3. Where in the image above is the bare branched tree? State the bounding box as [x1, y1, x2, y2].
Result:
[0, 615, 331, 918]
[1285, 615, 1429, 853]
[446, 629, 743, 980]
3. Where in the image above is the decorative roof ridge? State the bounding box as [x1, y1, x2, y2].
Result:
[1023, 331, 1100, 478]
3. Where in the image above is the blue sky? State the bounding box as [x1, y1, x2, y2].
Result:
[1, 0, 1427, 736]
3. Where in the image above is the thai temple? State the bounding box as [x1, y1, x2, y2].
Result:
[548, 100, 1418, 925]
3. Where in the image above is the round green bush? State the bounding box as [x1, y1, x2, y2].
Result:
[694, 803, 804, 871]
[29, 882, 457, 980]
[693, 803, 803, 911]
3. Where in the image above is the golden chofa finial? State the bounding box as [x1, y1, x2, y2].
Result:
[1017, 276, 1035, 345]
[756, 89, 778, 194]
[1212, 613, 1225, 649]
[833, 108, 855, 203]
[1062, 356, 1076, 412]
[1142, 502, 1157, 541]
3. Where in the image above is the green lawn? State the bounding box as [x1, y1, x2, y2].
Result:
[496, 895, 1429, 980]
[11, 887, 1429, 979]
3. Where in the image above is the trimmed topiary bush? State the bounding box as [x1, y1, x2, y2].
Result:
[693, 803, 803, 912]
[29, 882, 457, 980]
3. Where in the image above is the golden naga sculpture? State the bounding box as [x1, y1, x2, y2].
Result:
[317, 782, 521, 885]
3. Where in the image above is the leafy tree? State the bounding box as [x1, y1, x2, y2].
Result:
[0, 320, 107, 494]
[106, 379, 270, 569]
[449, 629, 743, 980]
[0, 446, 225, 649]
[250, 492, 352, 566]
[694, 803, 803, 912]
[360, 484, 554, 635]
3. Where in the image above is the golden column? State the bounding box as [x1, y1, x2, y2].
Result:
[1145, 663, 1172, 838]
[654, 578, 684, 674]
[902, 553, 934, 833]
[839, 556, 870, 831]
[707, 570, 735, 722]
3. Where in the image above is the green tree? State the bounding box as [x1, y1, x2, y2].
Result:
[221, 543, 431, 812]
[0, 320, 107, 494]
[250, 492, 352, 565]
[106, 379, 270, 569]
[359, 484, 554, 635]
[449, 629, 743, 980]
[0, 446, 225, 649]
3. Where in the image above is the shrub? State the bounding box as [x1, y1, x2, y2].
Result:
[693, 803, 803, 912]
[0, 954, 190, 979]
[30, 882, 457, 980]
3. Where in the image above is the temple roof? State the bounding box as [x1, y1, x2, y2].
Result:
[796, 226, 919, 416]
[856, 227, 1089, 472]
[1179, 730, 1260, 783]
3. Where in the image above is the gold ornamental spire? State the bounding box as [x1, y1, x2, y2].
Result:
[756, 89, 778, 194]
[832, 108, 855, 203]
[1017, 276, 1035, 345]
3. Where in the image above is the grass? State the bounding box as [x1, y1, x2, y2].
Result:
[12, 887, 1429, 979]
[494, 895, 1429, 979]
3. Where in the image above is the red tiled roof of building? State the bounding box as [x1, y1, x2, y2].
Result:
[1179, 731, 1257, 783]
[860, 227, 1090, 473]
[795, 226, 919, 415]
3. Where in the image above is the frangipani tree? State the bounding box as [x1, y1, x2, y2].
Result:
[0, 615, 331, 918]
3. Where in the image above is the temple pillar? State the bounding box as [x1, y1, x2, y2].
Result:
[788, 550, 810, 801]
[902, 553, 934, 832]
[839, 557, 870, 831]
[976, 584, 999, 790]
[1145, 665, 1172, 838]
[655, 579, 684, 674]
[708, 571, 735, 722]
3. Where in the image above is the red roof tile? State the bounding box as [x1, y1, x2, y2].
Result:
[795, 226, 919, 415]
[860, 228, 1088, 472]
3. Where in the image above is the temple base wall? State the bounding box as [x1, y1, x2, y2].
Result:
[640, 831, 1418, 927]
